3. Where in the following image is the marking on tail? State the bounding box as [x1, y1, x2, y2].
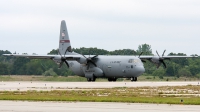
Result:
[60, 40, 70, 43]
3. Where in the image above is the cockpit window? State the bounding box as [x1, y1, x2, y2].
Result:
[128, 59, 141, 63]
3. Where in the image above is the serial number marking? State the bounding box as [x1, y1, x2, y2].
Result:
[110, 61, 121, 63]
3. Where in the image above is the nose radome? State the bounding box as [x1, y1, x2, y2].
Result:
[134, 66, 145, 77]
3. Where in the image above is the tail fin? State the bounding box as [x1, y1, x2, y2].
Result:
[59, 20, 72, 55]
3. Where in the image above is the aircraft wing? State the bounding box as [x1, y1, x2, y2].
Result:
[3, 54, 81, 60]
[139, 55, 197, 68]
[139, 55, 197, 59]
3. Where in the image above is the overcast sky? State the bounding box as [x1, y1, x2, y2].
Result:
[0, 0, 200, 55]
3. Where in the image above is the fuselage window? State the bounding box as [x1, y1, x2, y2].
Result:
[128, 59, 141, 63]
[128, 59, 134, 63]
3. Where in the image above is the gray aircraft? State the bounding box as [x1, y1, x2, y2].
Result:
[3, 20, 197, 82]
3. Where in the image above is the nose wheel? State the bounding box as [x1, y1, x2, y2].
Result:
[131, 77, 137, 82]
[87, 77, 96, 82]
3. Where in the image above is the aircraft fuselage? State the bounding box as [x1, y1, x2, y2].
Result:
[68, 55, 145, 79]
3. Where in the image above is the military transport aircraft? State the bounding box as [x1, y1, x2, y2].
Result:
[3, 20, 197, 82]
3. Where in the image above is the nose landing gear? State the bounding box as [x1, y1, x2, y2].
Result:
[87, 77, 96, 82]
[131, 77, 137, 82]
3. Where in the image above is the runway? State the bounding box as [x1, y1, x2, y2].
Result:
[0, 101, 200, 112]
[0, 82, 200, 112]
[0, 81, 199, 91]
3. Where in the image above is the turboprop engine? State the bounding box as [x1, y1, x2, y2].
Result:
[150, 50, 169, 68]
[77, 55, 98, 70]
[89, 67, 103, 77]
[78, 55, 104, 79]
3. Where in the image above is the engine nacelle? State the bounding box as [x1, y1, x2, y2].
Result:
[151, 56, 160, 64]
[52, 56, 62, 65]
[90, 67, 103, 77]
[77, 57, 87, 64]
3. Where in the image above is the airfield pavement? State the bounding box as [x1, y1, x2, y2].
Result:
[1, 81, 200, 112]
[0, 81, 200, 91]
[1, 101, 200, 112]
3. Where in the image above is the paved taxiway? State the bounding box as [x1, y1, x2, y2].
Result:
[0, 81, 199, 91]
[0, 82, 200, 112]
[0, 101, 200, 112]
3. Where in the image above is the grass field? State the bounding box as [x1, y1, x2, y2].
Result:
[0, 75, 199, 82]
[0, 85, 200, 105]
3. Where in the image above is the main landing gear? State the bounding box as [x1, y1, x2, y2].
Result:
[131, 77, 137, 82]
[108, 78, 117, 82]
[87, 77, 96, 82]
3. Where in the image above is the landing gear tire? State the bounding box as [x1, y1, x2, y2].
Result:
[108, 78, 117, 82]
[87, 78, 91, 82]
[131, 77, 137, 82]
[91, 77, 96, 82]
[87, 77, 96, 82]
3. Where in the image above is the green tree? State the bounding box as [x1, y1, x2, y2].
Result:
[0, 50, 12, 62]
[152, 68, 165, 77]
[168, 52, 188, 67]
[188, 57, 200, 76]
[48, 49, 58, 54]
[136, 44, 152, 55]
[110, 49, 136, 55]
[25, 59, 45, 75]
[42, 68, 58, 77]
[165, 63, 180, 76]
[188, 65, 200, 76]
[0, 63, 9, 75]
[11, 57, 30, 75]
[178, 68, 192, 77]
[73, 47, 109, 55]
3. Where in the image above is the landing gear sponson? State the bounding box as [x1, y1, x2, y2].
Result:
[87, 77, 137, 82]
[108, 78, 117, 82]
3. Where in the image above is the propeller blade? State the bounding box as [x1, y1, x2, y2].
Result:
[159, 60, 167, 68]
[87, 63, 90, 70]
[82, 54, 87, 59]
[156, 63, 161, 68]
[138, 52, 143, 58]
[141, 60, 146, 63]
[156, 50, 160, 57]
[57, 49, 70, 68]
[91, 55, 98, 59]
[64, 48, 68, 58]
[81, 54, 97, 70]
[57, 49, 62, 56]
[161, 61, 166, 68]
[59, 61, 63, 68]
[64, 61, 69, 68]
[88, 60, 97, 67]
[162, 50, 166, 57]
[163, 62, 166, 68]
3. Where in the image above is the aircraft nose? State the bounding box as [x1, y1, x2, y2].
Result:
[134, 66, 145, 77]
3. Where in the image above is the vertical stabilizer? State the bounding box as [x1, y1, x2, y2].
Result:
[59, 20, 72, 54]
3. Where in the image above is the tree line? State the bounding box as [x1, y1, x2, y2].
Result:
[0, 44, 199, 78]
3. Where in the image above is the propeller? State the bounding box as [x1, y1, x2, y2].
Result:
[82, 54, 98, 70]
[138, 52, 146, 62]
[57, 49, 69, 68]
[156, 50, 166, 68]
[138, 52, 143, 58]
